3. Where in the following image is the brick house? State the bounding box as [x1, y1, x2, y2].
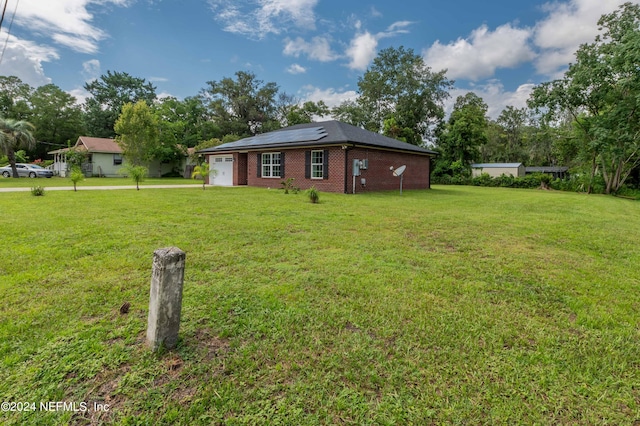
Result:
[198, 120, 437, 193]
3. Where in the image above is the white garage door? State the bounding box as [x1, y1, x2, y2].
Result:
[210, 155, 234, 186]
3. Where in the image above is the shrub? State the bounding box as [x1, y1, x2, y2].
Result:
[450, 175, 471, 185]
[30, 186, 45, 196]
[614, 185, 640, 199]
[281, 178, 299, 194]
[307, 186, 320, 203]
[119, 165, 148, 190]
[496, 174, 514, 187]
[439, 170, 581, 192]
[472, 173, 493, 187]
[548, 172, 606, 194]
[65, 149, 88, 169]
[432, 174, 452, 185]
[70, 167, 85, 192]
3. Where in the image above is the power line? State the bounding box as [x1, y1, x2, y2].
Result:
[0, 0, 18, 66]
[0, 0, 9, 32]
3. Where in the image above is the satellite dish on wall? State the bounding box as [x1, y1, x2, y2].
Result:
[393, 165, 406, 177]
[391, 165, 407, 194]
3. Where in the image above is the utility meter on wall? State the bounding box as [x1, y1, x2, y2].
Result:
[353, 159, 361, 176]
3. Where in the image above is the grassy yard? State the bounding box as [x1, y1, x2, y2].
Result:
[0, 185, 639, 424]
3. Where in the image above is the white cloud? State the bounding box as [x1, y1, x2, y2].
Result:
[421, 0, 638, 83]
[68, 59, 102, 105]
[370, 6, 383, 18]
[533, 0, 635, 76]
[157, 92, 174, 100]
[286, 64, 306, 74]
[381, 21, 414, 37]
[208, 0, 318, 39]
[67, 87, 90, 105]
[447, 81, 535, 120]
[299, 85, 357, 109]
[283, 36, 339, 62]
[344, 20, 415, 71]
[284, 19, 414, 69]
[346, 31, 378, 71]
[14, 0, 130, 54]
[0, 31, 57, 87]
[423, 23, 536, 81]
[51, 33, 99, 54]
[82, 59, 101, 81]
[0, 0, 129, 91]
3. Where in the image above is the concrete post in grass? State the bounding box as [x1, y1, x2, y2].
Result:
[147, 247, 186, 351]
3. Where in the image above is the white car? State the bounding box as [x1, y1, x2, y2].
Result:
[0, 163, 54, 178]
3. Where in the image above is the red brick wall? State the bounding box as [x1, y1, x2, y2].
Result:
[234, 153, 248, 186]
[209, 146, 432, 193]
[248, 147, 346, 192]
[346, 148, 431, 193]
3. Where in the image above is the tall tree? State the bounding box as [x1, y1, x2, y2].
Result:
[84, 71, 156, 138]
[0, 118, 36, 177]
[200, 71, 279, 137]
[525, 117, 566, 167]
[529, 2, 640, 194]
[331, 100, 368, 128]
[0, 76, 32, 120]
[356, 46, 453, 145]
[496, 106, 528, 162]
[153, 96, 220, 150]
[114, 101, 159, 166]
[29, 84, 85, 159]
[275, 92, 330, 127]
[436, 92, 488, 174]
[479, 120, 504, 163]
[382, 117, 415, 143]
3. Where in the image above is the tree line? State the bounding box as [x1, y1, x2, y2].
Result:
[1, 2, 639, 193]
[436, 2, 640, 194]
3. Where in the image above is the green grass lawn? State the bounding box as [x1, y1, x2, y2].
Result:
[0, 176, 201, 188]
[1, 185, 639, 424]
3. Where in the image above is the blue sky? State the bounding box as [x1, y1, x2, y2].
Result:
[0, 0, 636, 119]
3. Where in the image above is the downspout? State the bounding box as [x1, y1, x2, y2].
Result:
[343, 145, 352, 194]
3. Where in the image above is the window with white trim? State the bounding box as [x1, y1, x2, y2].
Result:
[311, 150, 324, 179]
[261, 152, 281, 178]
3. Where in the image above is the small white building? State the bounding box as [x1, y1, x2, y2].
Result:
[471, 163, 525, 178]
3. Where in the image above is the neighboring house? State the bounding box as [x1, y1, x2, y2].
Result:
[49, 136, 189, 178]
[48, 147, 71, 177]
[471, 163, 525, 178]
[183, 147, 197, 178]
[525, 166, 569, 180]
[198, 120, 437, 193]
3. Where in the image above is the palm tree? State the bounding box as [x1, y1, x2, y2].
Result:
[191, 162, 215, 190]
[0, 118, 36, 178]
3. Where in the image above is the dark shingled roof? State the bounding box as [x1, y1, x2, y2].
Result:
[199, 120, 437, 155]
[525, 166, 569, 173]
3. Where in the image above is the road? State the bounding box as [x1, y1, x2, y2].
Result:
[0, 184, 205, 192]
